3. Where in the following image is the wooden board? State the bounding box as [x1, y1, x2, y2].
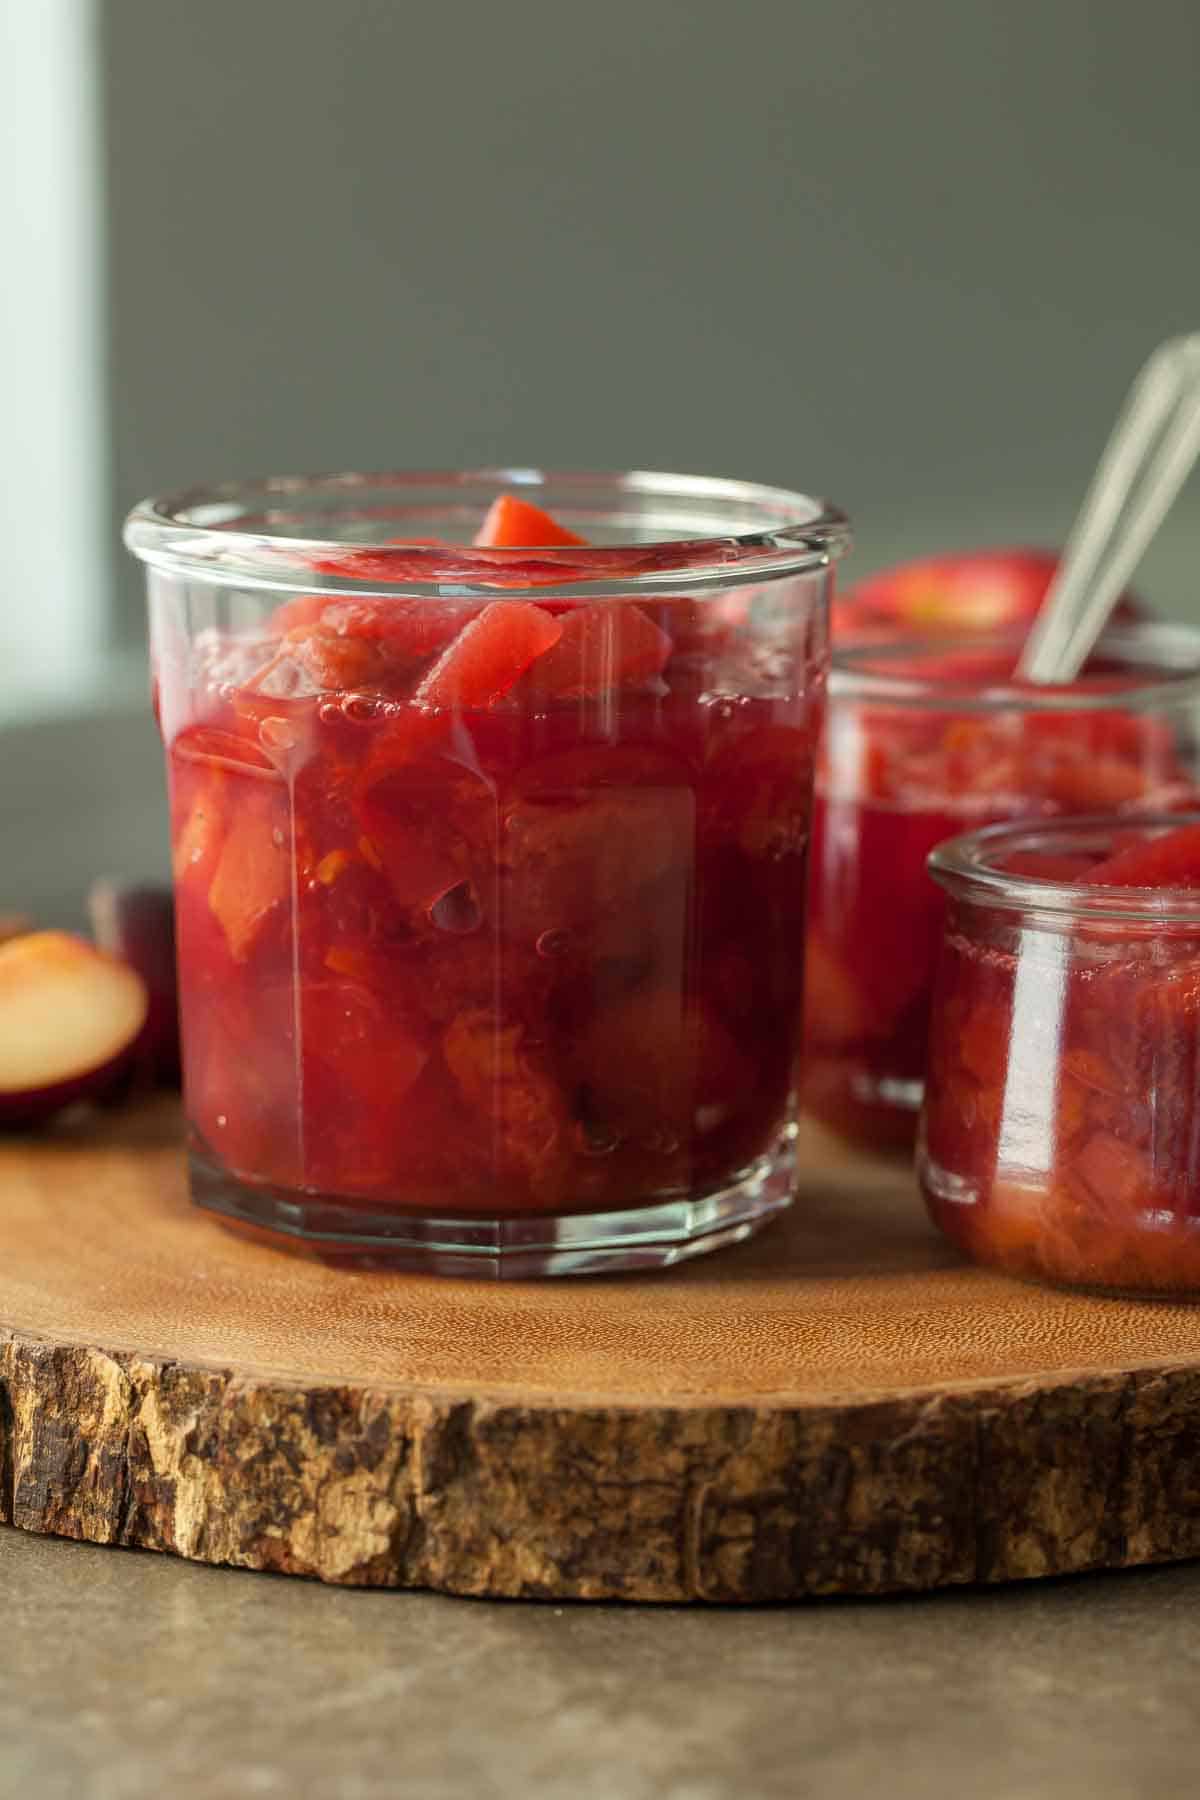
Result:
[3, 1099, 1200, 1602]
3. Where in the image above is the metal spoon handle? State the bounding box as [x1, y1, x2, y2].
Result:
[1017, 333, 1200, 684]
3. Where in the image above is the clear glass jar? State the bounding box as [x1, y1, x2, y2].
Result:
[126, 469, 847, 1274]
[802, 626, 1200, 1152]
[920, 813, 1200, 1297]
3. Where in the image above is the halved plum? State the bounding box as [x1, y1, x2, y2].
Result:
[834, 547, 1146, 641]
[0, 932, 149, 1126]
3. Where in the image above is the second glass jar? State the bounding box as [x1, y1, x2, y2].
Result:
[919, 813, 1200, 1297]
[802, 626, 1200, 1150]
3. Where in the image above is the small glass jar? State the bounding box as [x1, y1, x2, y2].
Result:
[126, 468, 847, 1275]
[920, 813, 1200, 1297]
[802, 626, 1200, 1152]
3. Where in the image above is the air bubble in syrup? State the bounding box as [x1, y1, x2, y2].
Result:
[259, 715, 297, 752]
[574, 1119, 620, 1158]
[429, 881, 482, 934]
[343, 693, 380, 723]
[536, 928, 572, 959]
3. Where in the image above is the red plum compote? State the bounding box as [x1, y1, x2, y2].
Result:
[802, 630, 1200, 1151]
[128, 472, 846, 1274]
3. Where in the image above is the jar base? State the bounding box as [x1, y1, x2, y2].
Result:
[919, 1150, 1200, 1302]
[188, 1131, 798, 1277]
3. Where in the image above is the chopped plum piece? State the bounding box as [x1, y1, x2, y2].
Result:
[515, 603, 671, 700]
[307, 536, 441, 583]
[356, 758, 492, 912]
[207, 787, 290, 961]
[442, 1008, 570, 1208]
[577, 990, 753, 1143]
[474, 494, 587, 548]
[1083, 822, 1200, 889]
[266, 596, 478, 697]
[414, 602, 562, 712]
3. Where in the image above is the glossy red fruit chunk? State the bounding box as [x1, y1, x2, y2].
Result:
[1000, 849, 1100, 882]
[206, 784, 290, 960]
[578, 990, 753, 1142]
[442, 1008, 570, 1208]
[497, 744, 692, 946]
[271, 596, 475, 689]
[187, 979, 303, 1187]
[307, 536, 441, 583]
[515, 603, 672, 700]
[298, 981, 429, 1191]
[474, 494, 586, 549]
[414, 602, 562, 712]
[1083, 823, 1200, 889]
[356, 759, 493, 911]
[0, 932, 149, 1125]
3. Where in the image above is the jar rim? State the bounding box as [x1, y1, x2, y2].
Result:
[930, 812, 1200, 924]
[830, 622, 1200, 714]
[124, 467, 851, 599]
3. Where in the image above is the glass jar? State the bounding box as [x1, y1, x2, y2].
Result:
[920, 813, 1200, 1297]
[802, 626, 1200, 1152]
[126, 469, 847, 1274]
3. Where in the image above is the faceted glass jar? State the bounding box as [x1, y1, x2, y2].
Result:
[919, 813, 1200, 1297]
[802, 626, 1200, 1152]
[126, 469, 847, 1274]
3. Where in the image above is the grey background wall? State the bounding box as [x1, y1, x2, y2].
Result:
[105, 0, 1200, 633]
[6, 0, 1200, 920]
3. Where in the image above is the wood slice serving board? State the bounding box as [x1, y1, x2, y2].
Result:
[3, 1100, 1200, 1603]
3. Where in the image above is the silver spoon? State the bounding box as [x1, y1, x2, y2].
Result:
[1017, 332, 1200, 683]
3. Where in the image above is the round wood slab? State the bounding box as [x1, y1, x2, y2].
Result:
[3, 1100, 1200, 1602]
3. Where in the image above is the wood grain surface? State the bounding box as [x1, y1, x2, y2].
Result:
[3, 1099, 1200, 1601]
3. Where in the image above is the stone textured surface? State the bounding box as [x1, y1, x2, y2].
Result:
[3, 1526, 1200, 1800]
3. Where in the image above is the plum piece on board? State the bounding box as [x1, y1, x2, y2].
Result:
[0, 932, 149, 1126]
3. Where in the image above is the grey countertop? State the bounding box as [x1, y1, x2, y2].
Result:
[3, 1528, 1197, 1800]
